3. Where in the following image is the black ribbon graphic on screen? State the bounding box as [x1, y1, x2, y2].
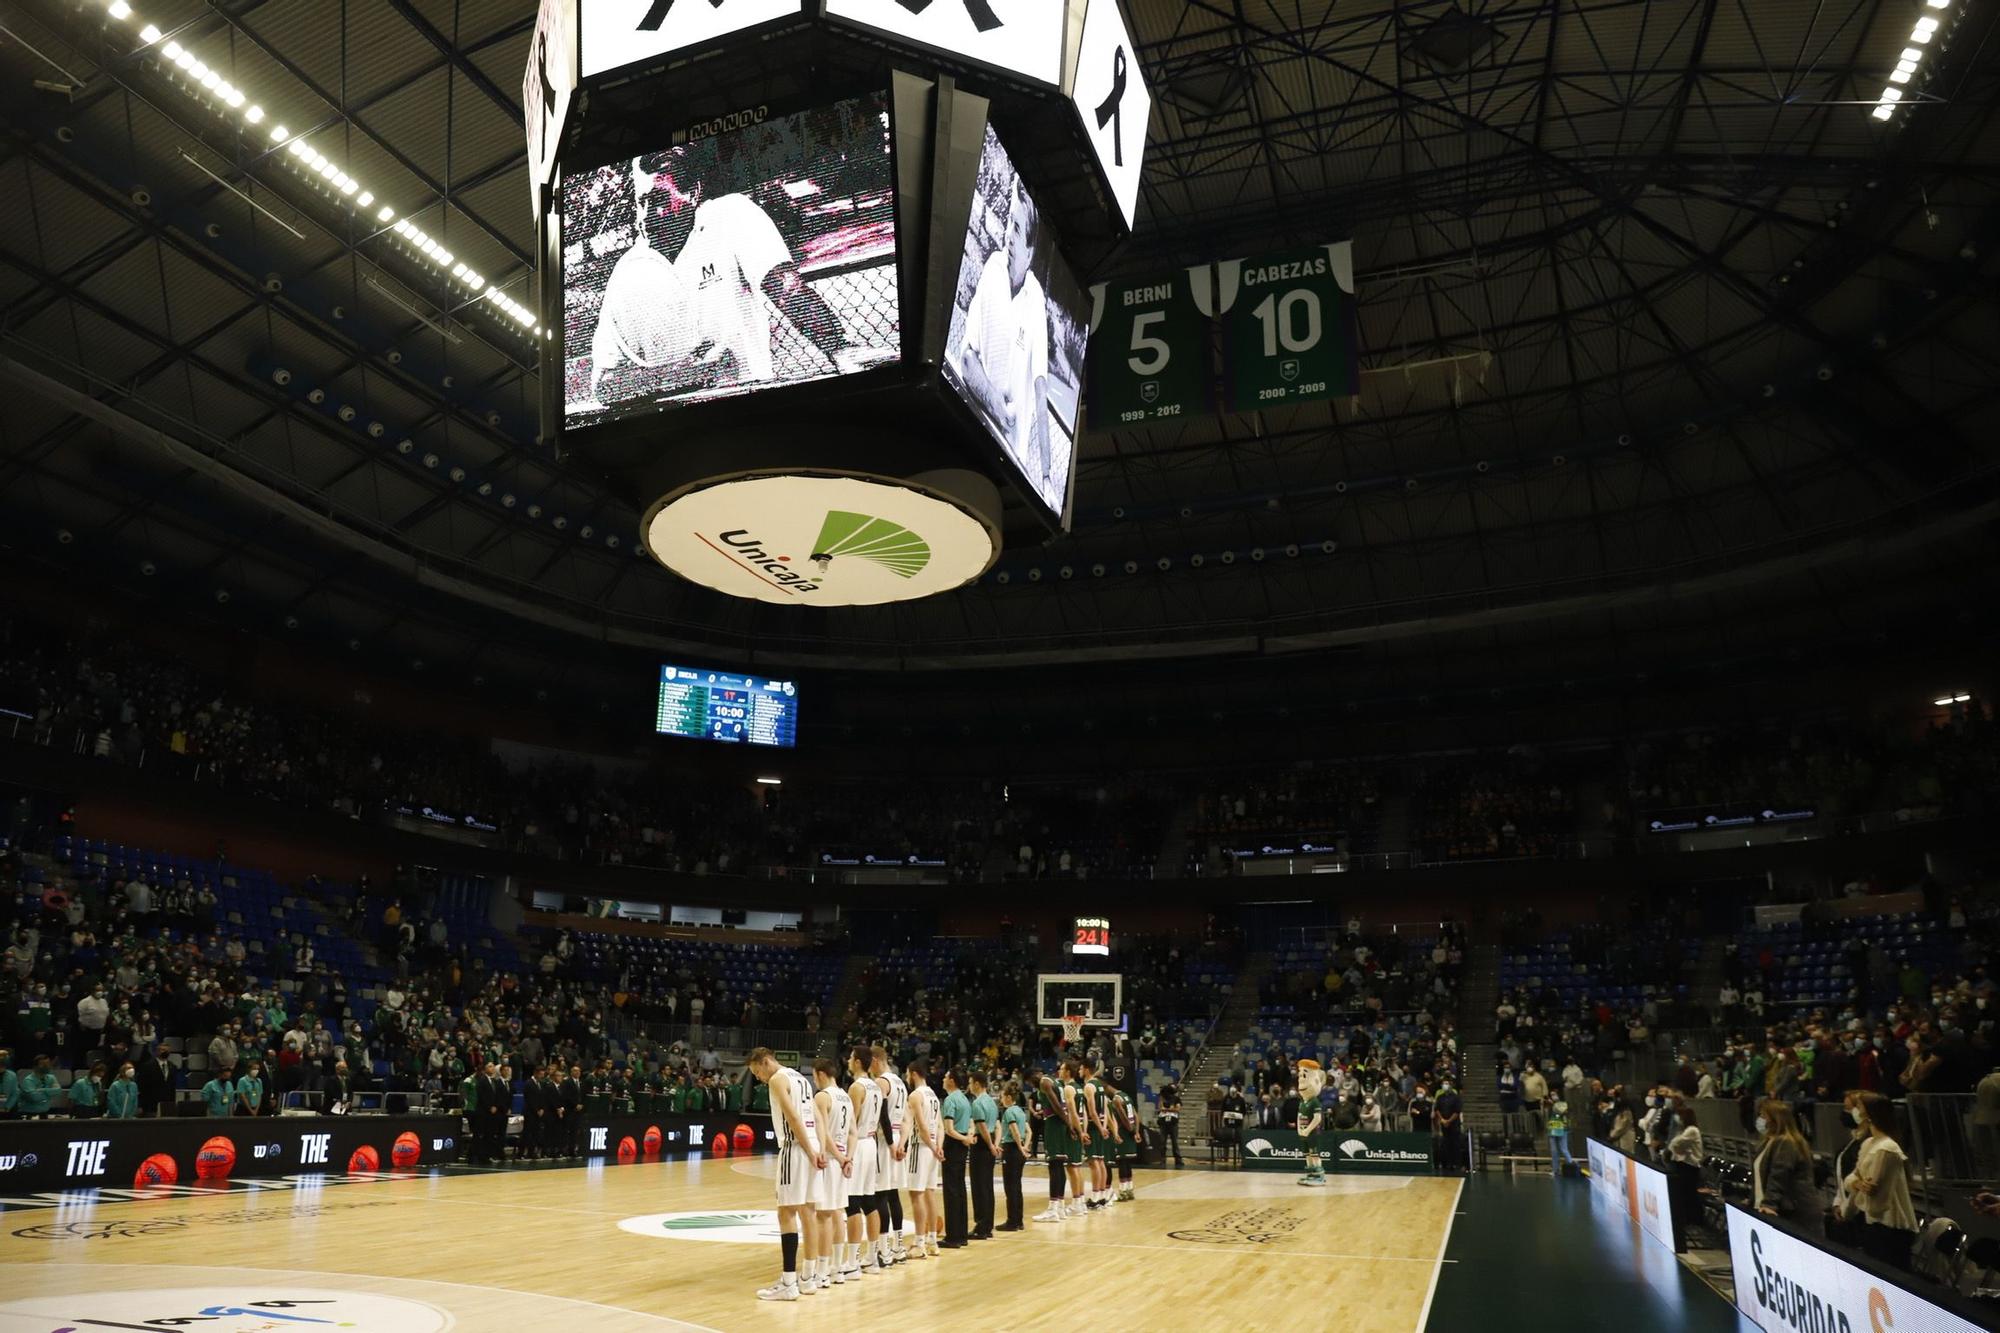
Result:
[896, 0, 1006, 33]
[638, 0, 727, 31]
[1094, 44, 1128, 167]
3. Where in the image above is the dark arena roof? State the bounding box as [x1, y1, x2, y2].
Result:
[1, 0, 1995, 701]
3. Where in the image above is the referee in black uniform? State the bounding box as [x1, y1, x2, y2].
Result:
[1159, 1078, 1184, 1166]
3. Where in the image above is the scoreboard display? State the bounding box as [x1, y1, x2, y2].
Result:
[1072, 916, 1111, 956]
[655, 665, 799, 748]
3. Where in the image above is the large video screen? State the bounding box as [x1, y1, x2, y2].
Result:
[940, 124, 1087, 522]
[561, 93, 901, 428]
[655, 664, 799, 748]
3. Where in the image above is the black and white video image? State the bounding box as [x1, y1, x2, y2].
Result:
[941, 123, 1087, 518]
[561, 93, 901, 427]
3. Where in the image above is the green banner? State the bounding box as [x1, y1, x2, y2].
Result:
[1086, 270, 1214, 427]
[1218, 242, 1360, 413]
[1239, 1128, 1434, 1173]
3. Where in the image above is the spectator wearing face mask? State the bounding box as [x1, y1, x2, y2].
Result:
[1663, 1094, 1704, 1252]
[1433, 1080, 1465, 1174]
[1841, 1092, 1916, 1270]
[1751, 1100, 1816, 1223]
[1546, 1091, 1587, 1177]
[106, 1062, 140, 1119]
[1497, 1061, 1520, 1114]
[1826, 1090, 1870, 1244]
[1609, 1094, 1637, 1155]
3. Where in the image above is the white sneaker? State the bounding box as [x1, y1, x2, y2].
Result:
[757, 1282, 799, 1302]
[1034, 1206, 1064, 1222]
[843, 1262, 862, 1281]
[925, 1237, 940, 1258]
[830, 1269, 846, 1286]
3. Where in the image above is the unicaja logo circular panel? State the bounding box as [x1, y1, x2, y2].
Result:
[645, 473, 998, 606]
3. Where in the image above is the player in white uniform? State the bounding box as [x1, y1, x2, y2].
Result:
[953, 179, 1053, 498]
[809, 1058, 854, 1288]
[845, 1046, 886, 1278]
[905, 1061, 946, 1259]
[752, 1049, 825, 1302]
[871, 1044, 910, 1264]
[587, 156, 854, 404]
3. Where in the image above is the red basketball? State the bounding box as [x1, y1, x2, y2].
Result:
[391, 1131, 422, 1169]
[347, 1145, 380, 1173]
[711, 1132, 729, 1157]
[133, 1153, 179, 1188]
[616, 1135, 637, 1164]
[194, 1135, 237, 1181]
[642, 1125, 663, 1156]
[733, 1122, 755, 1154]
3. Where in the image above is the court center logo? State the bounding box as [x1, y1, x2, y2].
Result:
[620, 1209, 915, 1245]
[0, 1288, 450, 1331]
[621, 1210, 784, 1245]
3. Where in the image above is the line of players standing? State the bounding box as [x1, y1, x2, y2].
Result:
[747, 1044, 1142, 1302]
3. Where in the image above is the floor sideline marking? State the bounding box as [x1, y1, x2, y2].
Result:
[1413, 1176, 1466, 1332]
[1005, 1234, 1455, 1263]
[0, 1259, 724, 1332]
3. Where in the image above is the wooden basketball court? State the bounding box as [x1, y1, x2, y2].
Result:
[0, 1158, 1464, 1331]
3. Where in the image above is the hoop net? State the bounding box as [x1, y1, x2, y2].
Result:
[1059, 1015, 1087, 1047]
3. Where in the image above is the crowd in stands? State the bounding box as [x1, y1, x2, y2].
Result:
[1483, 880, 1999, 1269]
[8, 612, 2000, 880]
[1619, 722, 1881, 819]
[1414, 754, 1578, 861]
[1201, 919, 1470, 1169]
[1189, 765, 1385, 853]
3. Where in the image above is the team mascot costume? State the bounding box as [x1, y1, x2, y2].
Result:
[1296, 1059, 1327, 1186]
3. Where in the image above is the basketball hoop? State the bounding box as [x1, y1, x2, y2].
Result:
[1060, 1015, 1087, 1047]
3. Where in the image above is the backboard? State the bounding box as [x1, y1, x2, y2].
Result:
[1037, 973, 1123, 1028]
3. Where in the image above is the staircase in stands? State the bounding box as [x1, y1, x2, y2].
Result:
[1454, 938, 1511, 1154]
[1178, 950, 1272, 1148]
[816, 952, 873, 1058]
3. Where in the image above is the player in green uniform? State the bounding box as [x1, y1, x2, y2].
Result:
[1109, 1085, 1140, 1202]
[1058, 1059, 1091, 1218]
[1076, 1056, 1112, 1210]
[1032, 1067, 1073, 1223]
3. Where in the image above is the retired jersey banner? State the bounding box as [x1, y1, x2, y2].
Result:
[1086, 269, 1214, 426]
[1238, 1127, 1432, 1173]
[1084, 240, 1360, 430]
[1218, 242, 1360, 413]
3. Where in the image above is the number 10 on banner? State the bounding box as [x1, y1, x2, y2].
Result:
[1218, 242, 1360, 413]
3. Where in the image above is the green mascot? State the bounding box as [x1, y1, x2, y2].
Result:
[1296, 1059, 1327, 1186]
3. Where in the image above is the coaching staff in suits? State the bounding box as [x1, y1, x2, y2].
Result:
[479, 1060, 509, 1163]
[136, 1043, 173, 1117]
[563, 1064, 584, 1157]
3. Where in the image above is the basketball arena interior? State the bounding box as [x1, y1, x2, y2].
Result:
[2, 2, 1999, 1330]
